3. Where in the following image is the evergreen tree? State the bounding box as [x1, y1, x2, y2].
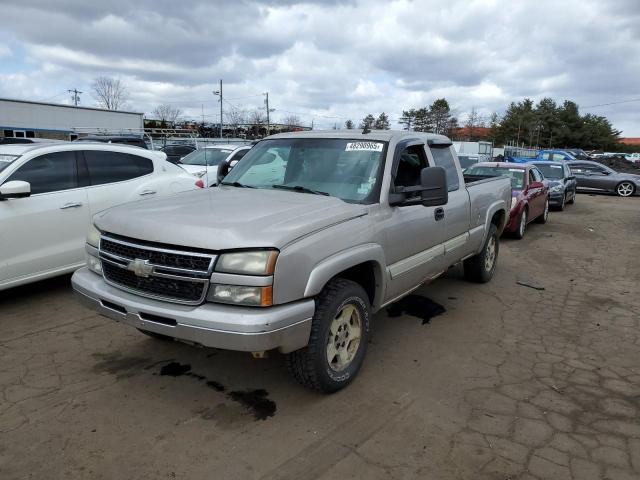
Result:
[359, 114, 375, 129]
[374, 112, 390, 130]
[399, 109, 417, 130]
[344, 119, 355, 129]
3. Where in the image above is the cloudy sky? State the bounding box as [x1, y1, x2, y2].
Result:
[0, 0, 638, 135]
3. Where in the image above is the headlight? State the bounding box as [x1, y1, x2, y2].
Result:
[550, 184, 563, 193]
[215, 250, 278, 275]
[87, 224, 101, 248]
[208, 285, 273, 307]
[511, 197, 518, 210]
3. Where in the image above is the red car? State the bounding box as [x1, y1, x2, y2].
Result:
[464, 162, 549, 239]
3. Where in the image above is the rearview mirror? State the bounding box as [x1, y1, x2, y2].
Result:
[0, 180, 31, 200]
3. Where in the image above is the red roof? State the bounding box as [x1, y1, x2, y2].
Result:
[620, 138, 640, 146]
[452, 127, 491, 139]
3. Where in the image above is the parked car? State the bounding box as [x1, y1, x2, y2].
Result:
[529, 161, 577, 210]
[159, 144, 197, 164]
[71, 130, 511, 392]
[179, 144, 252, 186]
[0, 143, 203, 291]
[456, 152, 480, 169]
[464, 162, 549, 239]
[567, 160, 640, 197]
[74, 135, 148, 149]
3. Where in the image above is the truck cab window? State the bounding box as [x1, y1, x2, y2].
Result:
[430, 145, 459, 191]
[393, 145, 427, 197]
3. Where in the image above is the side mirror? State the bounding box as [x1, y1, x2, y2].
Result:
[420, 166, 448, 206]
[0, 180, 31, 200]
[389, 166, 448, 207]
[217, 160, 232, 185]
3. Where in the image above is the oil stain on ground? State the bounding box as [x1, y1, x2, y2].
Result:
[386, 294, 446, 324]
[157, 361, 276, 420]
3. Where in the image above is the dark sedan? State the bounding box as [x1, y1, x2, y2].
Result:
[464, 162, 549, 239]
[530, 161, 577, 210]
[567, 160, 640, 197]
[159, 144, 197, 164]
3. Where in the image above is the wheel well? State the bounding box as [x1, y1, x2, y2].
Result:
[491, 209, 506, 231]
[333, 261, 377, 306]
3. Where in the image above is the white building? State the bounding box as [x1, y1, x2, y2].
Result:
[0, 97, 144, 140]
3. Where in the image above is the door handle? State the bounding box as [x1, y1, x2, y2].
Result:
[434, 208, 445, 221]
[60, 202, 83, 209]
[139, 190, 156, 196]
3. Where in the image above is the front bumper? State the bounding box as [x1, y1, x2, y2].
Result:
[71, 268, 314, 353]
[504, 209, 520, 233]
[549, 191, 565, 205]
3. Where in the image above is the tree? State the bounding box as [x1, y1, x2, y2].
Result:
[282, 115, 301, 127]
[248, 110, 266, 137]
[374, 112, 391, 130]
[398, 109, 416, 130]
[464, 107, 481, 140]
[359, 114, 375, 129]
[429, 98, 453, 135]
[225, 107, 246, 137]
[91, 76, 128, 110]
[345, 119, 355, 129]
[413, 107, 430, 132]
[152, 104, 182, 127]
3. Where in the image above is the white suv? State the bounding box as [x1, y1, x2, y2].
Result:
[178, 144, 252, 186]
[0, 142, 202, 290]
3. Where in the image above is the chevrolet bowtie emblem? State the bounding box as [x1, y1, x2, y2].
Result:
[127, 258, 154, 278]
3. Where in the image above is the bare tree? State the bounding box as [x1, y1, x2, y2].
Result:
[91, 76, 129, 110]
[282, 114, 301, 127]
[248, 110, 266, 137]
[152, 104, 182, 126]
[465, 107, 481, 140]
[225, 107, 246, 137]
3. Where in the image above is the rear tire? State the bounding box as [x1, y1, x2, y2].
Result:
[464, 224, 499, 283]
[616, 181, 635, 197]
[137, 328, 174, 341]
[556, 194, 565, 211]
[286, 278, 371, 393]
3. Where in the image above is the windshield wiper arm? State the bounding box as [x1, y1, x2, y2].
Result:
[220, 181, 254, 188]
[272, 184, 330, 196]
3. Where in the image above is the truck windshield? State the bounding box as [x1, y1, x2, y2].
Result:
[465, 166, 525, 189]
[534, 163, 564, 179]
[222, 138, 386, 203]
[180, 148, 234, 166]
[0, 154, 20, 174]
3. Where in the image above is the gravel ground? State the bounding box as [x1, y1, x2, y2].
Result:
[1, 193, 639, 480]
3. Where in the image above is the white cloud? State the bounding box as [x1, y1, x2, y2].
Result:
[0, 0, 638, 134]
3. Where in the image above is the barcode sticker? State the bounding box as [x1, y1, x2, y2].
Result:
[345, 142, 384, 152]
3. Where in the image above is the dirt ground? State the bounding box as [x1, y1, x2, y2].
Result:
[1, 194, 639, 480]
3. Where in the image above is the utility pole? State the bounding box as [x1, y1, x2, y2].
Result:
[264, 92, 275, 136]
[213, 79, 223, 139]
[68, 89, 82, 106]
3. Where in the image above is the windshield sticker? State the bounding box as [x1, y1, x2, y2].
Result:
[550, 165, 562, 169]
[345, 142, 384, 152]
[508, 169, 524, 172]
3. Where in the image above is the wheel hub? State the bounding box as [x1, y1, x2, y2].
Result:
[485, 236, 496, 271]
[327, 303, 362, 372]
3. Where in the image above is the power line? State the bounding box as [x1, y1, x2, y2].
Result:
[68, 88, 82, 106]
[582, 98, 640, 109]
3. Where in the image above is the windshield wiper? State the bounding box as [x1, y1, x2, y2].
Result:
[220, 181, 255, 188]
[272, 184, 330, 196]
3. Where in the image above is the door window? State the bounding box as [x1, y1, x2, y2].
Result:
[528, 170, 536, 185]
[229, 149, 249, 161]
[393, 145, 428, 198]
[7, 151, 78, 194]
[83, 151, 153, 186]
[552, 153, 567, 161]
[541, 152, 552, 160]
[429, 145, 459, 191]
[531, 168, 544, 182]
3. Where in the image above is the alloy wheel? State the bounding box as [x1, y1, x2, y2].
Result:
[484, 235, 497, 272]
[617, 182, 634, 197]
[326, 303, 362, 372]
[519, 210, 527, 237]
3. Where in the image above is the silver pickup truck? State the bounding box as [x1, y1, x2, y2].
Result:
[72, 130, 511, 392]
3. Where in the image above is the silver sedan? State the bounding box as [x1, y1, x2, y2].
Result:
[567, 161, 640, 197]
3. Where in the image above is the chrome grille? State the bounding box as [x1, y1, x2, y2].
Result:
[99, 234, 216, 305]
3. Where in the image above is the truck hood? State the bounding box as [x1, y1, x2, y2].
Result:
[93, 186, 368, 251]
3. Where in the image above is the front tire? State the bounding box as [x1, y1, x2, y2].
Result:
[514, 208, 527, 239]
[556, 193, 566, 211]
[286, 278, 371, 393]
[536, 198, 549, 223]
[567, 189, 576, 204]
[464, 224, 499, 283]
[616, 181, 635, 197]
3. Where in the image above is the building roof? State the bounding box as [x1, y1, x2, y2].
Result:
[452, 127, 492, 139]
[0, 97, 143, 116]
[619, 138, 640, 146]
